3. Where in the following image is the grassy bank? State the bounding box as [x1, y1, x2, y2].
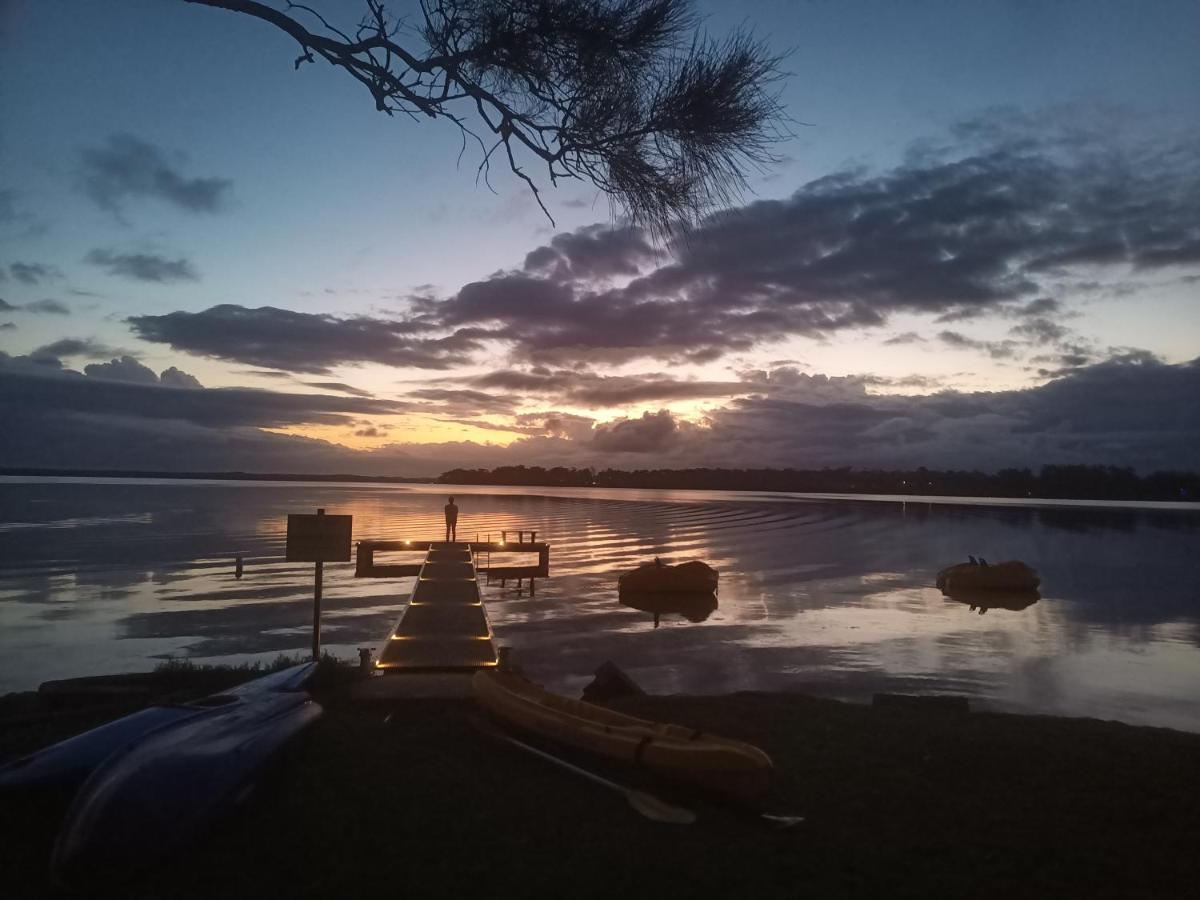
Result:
[3, 670, 1199, 898]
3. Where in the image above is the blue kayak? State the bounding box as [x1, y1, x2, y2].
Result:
[0, 662, 317, 792]
[50, 665, 322, 883]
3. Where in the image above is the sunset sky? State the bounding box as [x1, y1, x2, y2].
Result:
[1, 0, 1198, 475]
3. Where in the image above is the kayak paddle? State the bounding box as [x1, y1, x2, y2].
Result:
[471, 716, 696, 825]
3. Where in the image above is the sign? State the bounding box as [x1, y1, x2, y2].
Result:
[286, 512, 352, 562]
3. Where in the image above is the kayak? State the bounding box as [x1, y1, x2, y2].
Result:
[473, 669, 771, 799]
[936, 559, 1040, 593]
[0, 662, 316, 793]
[618, 559, 719, 594]
[51, 671, 321, 883]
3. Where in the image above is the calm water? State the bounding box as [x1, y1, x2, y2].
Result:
[2, 477, 1198, 731]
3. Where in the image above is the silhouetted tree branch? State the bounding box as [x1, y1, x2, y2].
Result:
[184, 0, 788, 232]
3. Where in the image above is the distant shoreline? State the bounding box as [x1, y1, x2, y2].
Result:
[0, 467, 435, 485]
[2, 465, 1199, 504]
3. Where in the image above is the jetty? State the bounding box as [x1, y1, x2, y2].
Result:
[356, 537, 549, 673]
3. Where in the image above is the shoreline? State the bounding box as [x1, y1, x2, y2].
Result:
[4, 470, 1199, 512]
[4, 665, 1199, 898]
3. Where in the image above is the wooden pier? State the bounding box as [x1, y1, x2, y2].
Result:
[373, 542, 497, 672]
[357, 536, 549, 674]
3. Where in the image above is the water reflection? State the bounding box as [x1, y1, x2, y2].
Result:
[619, 590, 719, 627]
[943, 588, 1040, 614]
[0, 478, 1198, 730]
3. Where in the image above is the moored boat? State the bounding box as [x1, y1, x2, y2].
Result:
[936, 559, 1039, 593]
[618, 559, 719, 594]
[473, 669, 771, 799]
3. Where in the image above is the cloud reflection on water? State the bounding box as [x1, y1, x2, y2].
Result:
[0, 479, 1197, 730]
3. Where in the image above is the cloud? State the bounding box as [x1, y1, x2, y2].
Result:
[129, 305, 483, 375]
[0, 322, 12, 330]
[79, 134, 231, 215]
[415, 117, 1200, 365]
[1009, 317, 1069, 344]
[8, 262, 61, 285]
[32, 338, 124, 360]
[1, 355, 1195, 475]
[300, 381, 373, 398]
[464, 368, 749, 408]
[83, 356, 161, 384]
[86, 249, 199, 283]
[22, 299, 70, 315]
[882, 332, 926, 345]
[160, 366, 203, 389]
[937, 331, 1020, 359]
[592, 410, 685, 453]
[122, 116, 1200, 375]
[0, 298, 14, 311]
[0, 365, 409, 429]
[406, 388, 517, 415]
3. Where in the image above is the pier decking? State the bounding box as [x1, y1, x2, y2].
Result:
[375, 542, 498, 672]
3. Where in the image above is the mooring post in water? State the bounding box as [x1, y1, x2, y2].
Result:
[235, 555, 244, 579]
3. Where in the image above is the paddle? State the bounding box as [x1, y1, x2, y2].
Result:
[471, 716, 696, 825]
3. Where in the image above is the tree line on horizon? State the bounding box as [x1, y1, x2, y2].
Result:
[437, 464, 1199, 501]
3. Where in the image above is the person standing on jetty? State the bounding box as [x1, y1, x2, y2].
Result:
[444, 497, 459, 543]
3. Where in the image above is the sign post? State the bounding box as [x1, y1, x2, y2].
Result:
[286, 508, 352, 660]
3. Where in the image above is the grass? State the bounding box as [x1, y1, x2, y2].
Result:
[3, 668, 1199, 898]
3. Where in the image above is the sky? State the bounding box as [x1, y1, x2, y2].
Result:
[1, 0, 1198, 476]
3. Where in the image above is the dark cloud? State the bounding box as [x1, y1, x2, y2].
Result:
[0, 366, 409, 430]
[83, 356, 162, 384]
[522, 224, 659, 281]
[129, 305, 482, 375]
[1015, 297, 1062, 317]
[465, 369, 747, 408]
[0, 322, 13, 330]
[882, 332, 926, 345]
[407, 388, 517, 415]
[591, 410, 685, 453]
[9, 262, 61, 285]
[160, 366, 203, 389]
[418, 120, 1200, 365]
[938, 330, 1020, 359]
[1, 355, 1195, 475]
[86, 249, 199, 283]
[354, 426, 383, 438]
[23, 299, 70, 315]
[691, 355, 1200, 472]
[79, 134, 231, 215]
[301, 381, 373, 398]
[32, 338, 124, 360]
[123, 119, 1200, 374]
[0, 298, 15, 311]
[1009, 317, 1069, 344]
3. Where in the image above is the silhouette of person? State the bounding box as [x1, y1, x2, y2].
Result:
[444, 497, 459, 543]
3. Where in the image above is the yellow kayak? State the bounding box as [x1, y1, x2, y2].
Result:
[472, 669, 772, 799]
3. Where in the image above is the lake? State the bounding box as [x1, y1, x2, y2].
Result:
[1, 477, 1198, 731]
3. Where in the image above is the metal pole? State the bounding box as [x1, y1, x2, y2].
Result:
[312, 508, 324, 661]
